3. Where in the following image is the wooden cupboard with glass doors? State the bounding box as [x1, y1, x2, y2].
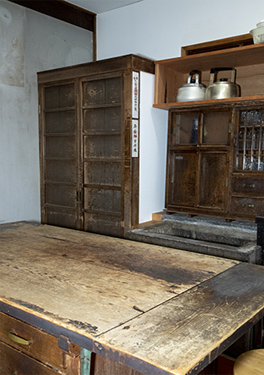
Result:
[154, 38, 264, 221]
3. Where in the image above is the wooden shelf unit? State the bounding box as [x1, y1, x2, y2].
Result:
[154, 42, 264, 221]
[154, 43, 264, 110]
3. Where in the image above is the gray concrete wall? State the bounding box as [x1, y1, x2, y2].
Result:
[0, 0, 93, 223]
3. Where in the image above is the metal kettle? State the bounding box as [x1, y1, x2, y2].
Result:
[177, 70, 206, 102]
[205, 67, 240, 100]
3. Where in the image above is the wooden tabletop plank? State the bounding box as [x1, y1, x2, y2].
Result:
[0, 222, 249, 375]
[98, 262, 264, 375]
[0, 222, 236, 335]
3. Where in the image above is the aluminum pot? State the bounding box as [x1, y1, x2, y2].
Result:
[205, 67, 240, 100]
[177, 70, 206, 102]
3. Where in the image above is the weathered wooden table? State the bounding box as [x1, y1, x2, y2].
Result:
[1, 222, 264, 375]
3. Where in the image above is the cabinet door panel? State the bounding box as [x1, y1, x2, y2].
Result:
[202, 111, 231, 145]
[83, 107, 121, 133]
[46, 184, 76, 207]
[46, 160, 76, 183]
[83, 77, 121, 106]
[0, 342, 59, 375]
[236, 109, 264, 171]
[84, 187, 121, 213]
[105, 77, 122, 103]
[170, 112, 199, 146]
[45, 111, 75, 133]
[41, 82, 80, 230]
[199, 152, 228, 210]
[84, 135, 121, 159]
[84, 161, 121, 186]
[46, 136, 75, 159]
[168, 151, 197, 207]
[46, 207, 77, 229]
[84, 212, 122, 237]
[83, 80, 105, 105]
[44, 84, 75, 109]
[82, 75, 124, 236]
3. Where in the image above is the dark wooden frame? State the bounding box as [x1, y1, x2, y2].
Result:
[38, 55, 154, 237]
[181, 33, 253, 56]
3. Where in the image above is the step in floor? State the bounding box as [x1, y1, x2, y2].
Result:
[127, 214, 262, 264]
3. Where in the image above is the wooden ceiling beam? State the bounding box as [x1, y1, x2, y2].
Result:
[8, 0, 96, 32]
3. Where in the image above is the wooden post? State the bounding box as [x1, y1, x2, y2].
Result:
[255, 216, 264, 265]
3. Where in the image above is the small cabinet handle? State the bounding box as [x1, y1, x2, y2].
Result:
[75, 190, 83, 203]
[242, 203, 255, 208]
[242, 183, 255, 188]
[8, 331, 32, 346]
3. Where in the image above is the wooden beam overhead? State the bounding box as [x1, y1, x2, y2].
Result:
[8, 0, 96, 32]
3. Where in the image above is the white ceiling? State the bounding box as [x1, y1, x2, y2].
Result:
[65, 0, 144, 14]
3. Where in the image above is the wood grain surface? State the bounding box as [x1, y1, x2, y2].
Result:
[233, 349, 264, 375]
[1, 222, 264, 375]
[98, 263, 264, 375]
[0, 222, 236, 334]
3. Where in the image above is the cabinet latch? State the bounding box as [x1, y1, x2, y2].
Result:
[58, 334, 80, 357]
[58, 334, 70, 352]
[76, 190, 83, 203]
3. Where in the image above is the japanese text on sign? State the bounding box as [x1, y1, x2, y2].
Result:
[132, 71, 139, 119]
[132, 119, 138, 157]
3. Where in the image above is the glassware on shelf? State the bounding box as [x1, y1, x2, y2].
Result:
[237, 109, 264, 171]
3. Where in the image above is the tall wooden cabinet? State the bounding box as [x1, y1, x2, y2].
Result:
[38, 55, 154, 237]
[154, 42, 264, 221]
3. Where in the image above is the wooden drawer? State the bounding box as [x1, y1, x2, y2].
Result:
[232, 176, 264, 196]
[230, 197, 264, 217]
[0, 313, 80, 373]
[0, 341, 59, 375]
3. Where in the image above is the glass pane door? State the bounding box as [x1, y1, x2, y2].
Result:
[202, 110, 231, 145]
[237, 109, 264, 171]
[170, 112, 200, 145]
[168, 151, 198, 207]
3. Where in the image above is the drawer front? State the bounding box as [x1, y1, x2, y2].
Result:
[0, 313, 80, 372]
[232, 177, 264, 196]
[231, 197, 264, 217]
[0, 341, 59, 375]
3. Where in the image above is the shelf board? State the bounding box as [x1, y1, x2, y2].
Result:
[155, 43, 264, 73]
[153, 95, 264, 110]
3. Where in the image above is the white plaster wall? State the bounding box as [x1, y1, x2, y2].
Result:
[97, 0, 264, 61]
[0, 0, 93, 224]
[97, 0, 264, 222]
[139, 72, 167, 223]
